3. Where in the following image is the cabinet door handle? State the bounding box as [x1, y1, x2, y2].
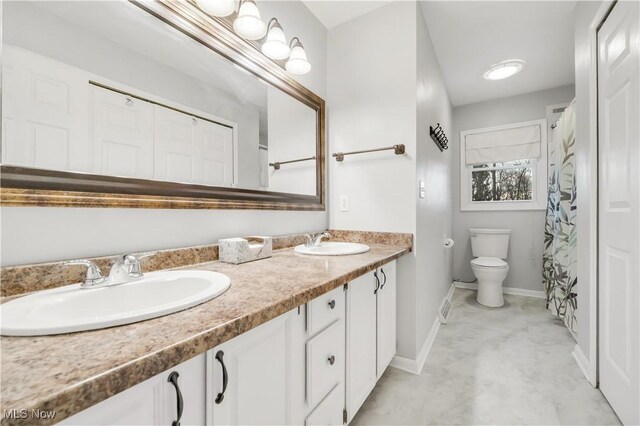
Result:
[328, 355, 336, 365]
[167, 371, 183, 426]
[125, 97, 134, 106]
[373, 271, 380, 294]
[328, 299, 336, 309]
[215, 351, 228, 404]
[380, 268, 387, 289]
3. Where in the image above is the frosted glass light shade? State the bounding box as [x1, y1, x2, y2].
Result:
[233, 0, 267, 40]
[483, 59, 526, 80]
[195, 0, 235, 17]
[262, 20, 290, 60]
[286, 40, 311, 74]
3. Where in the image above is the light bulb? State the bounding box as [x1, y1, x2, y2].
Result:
[483, 59, 526, 81]
[262, 19, 290, 60]
[285, 38, 311, 74]
[195, 0, 235, 17]
[233, 0, 267, 40]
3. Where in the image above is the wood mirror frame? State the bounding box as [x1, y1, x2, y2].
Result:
[0, 0, 325, 211]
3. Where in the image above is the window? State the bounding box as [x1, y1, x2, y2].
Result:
[460, 120, 547, 211]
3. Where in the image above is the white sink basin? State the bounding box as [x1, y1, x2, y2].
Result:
[0, 270, 230, 336]
[294, 242, 370, 256]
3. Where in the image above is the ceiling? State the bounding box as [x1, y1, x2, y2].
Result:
[420, 1, 577, 106]
[301, 0, 395, 29]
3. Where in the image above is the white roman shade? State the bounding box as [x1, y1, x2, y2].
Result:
[465, 124, 541, 165]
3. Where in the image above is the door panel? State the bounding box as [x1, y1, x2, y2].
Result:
[92, 86, 154, 179]
[346, 271, 377, 423]
[208, 311, 295, 425]
[598, 2, 640, 424]
[377, 262, 397, 377]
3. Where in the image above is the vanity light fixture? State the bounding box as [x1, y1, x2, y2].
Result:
[483, 59, 526, 81]
[195, 0, 235, 17]
[233, 0, 267, 40]
[262, 18, 291, 60]
[285, 37, 311, 75]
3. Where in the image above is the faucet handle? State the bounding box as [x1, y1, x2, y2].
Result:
[121, 252, 156, 277]
[63, 260, 107, 286]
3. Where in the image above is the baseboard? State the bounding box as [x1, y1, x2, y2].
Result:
[572, 343, 597, 387]
[454, 281, 546, 299]
[390, 283, 455, 375]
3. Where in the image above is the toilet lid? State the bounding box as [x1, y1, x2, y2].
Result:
[471, 257, 508, 268]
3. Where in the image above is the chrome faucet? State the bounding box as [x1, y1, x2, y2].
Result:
[64, 252, 154, 288]
[304, 232, 331, 247]
[108, 254, 145, 286]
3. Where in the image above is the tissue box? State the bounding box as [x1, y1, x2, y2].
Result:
[219, 236, 272, 264]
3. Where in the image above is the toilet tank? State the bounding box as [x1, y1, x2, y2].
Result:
[470, 228, 511, 259]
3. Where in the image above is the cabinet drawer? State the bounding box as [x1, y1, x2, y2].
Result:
[307, 286, 344, 336]
[305, 383, 344, 426]
[306, 319, 345, 408]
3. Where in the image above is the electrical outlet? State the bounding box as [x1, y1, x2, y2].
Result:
[419, 180, 425, 198]
[340, 195, 349, 212]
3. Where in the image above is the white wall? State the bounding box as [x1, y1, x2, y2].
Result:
[0, 0, 328, 266]
[452, 85, 575, 292]
[327, 1, 453, 361]
[415, 2, 454, 354]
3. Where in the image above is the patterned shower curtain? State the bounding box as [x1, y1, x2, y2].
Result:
[543, 100, 577, 333]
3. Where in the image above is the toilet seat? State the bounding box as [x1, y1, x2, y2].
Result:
[471, 257, 508, 269]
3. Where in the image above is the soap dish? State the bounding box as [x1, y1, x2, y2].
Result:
[219, 236, 273, 264]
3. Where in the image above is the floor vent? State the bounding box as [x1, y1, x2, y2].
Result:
[439, 298, 452, 324]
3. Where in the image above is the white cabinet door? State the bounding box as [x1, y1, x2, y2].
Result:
[207, 309, 299, 425]
[61, 354, 206, 426]
[2, 46, 91, 172]
[91, 86, 154, 179]
[597, 1, 640, 424]
[346, 270, 377, 423]
[376, 261, 396, 377]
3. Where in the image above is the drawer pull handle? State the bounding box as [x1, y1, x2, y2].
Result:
[167, 371, 183, 426]
[380, 268, 387, 289]
[328, 299, 336, 309]
[215, 351, 228, 404]
[328, 355, 336, 365]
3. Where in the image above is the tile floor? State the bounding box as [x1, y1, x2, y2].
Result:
[352, 289, 620, 425]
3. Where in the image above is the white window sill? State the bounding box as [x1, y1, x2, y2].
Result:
[461, 202, 546, 212]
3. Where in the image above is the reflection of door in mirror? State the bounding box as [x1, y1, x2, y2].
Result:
[1, 0, 319, 198]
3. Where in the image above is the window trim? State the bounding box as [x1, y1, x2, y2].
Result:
[460, 119, 548, 211]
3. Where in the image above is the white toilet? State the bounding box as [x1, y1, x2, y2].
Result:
[469, 228, 511, 307]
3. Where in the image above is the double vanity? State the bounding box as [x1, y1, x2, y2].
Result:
[0, 231, 411, 425]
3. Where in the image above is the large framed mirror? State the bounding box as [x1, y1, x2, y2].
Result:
[0, 0, 325, 210]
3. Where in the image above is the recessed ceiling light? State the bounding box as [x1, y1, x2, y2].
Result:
[483, 59, 526, 81]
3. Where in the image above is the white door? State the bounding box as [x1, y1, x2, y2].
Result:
[376, 261, 397, 377]
[61, 354, 206, 426]
[2, 46, 91, 172]
[92, 86, 154, 179]
[198, 119, 234, 187]
[207, 310, 296, 425]
[153, 105, 201, 184]
[598, 1, 640, 425]
[346, 270, 377, 423]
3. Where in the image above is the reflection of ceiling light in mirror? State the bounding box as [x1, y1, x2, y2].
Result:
[262, 18, 290, 60]
[483, 59, 526, 80]
[233, 0, 267, 40]
[286, 38, 311, 75]
[195, 0, 235, 17]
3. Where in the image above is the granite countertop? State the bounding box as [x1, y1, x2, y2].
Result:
[0, 242, 410, 425]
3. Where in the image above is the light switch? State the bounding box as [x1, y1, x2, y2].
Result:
[419, 180, 425, 198]
[340, 195, 349, 212]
